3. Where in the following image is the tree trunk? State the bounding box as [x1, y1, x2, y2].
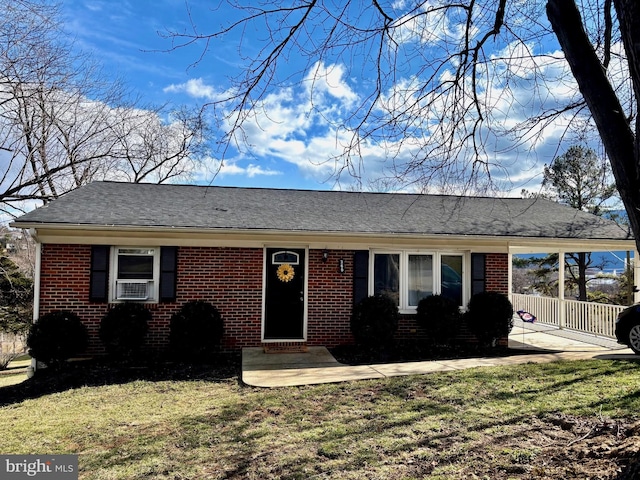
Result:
[547, 0, 640, 250]
[577, 252, 587, 301]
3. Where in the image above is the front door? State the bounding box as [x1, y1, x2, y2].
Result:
[264, 248, 306, 340]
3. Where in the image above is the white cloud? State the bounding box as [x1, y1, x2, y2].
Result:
[390, 1, 475, 46]
[303, 62, 359, 106]
[163, 78, 223, 100]
[219, 162, 281, 178]
[196, 30, 624, 195]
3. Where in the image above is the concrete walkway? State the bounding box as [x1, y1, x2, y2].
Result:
[242, 320, 637, 387]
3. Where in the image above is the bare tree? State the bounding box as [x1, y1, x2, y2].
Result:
[0, 0, 208, 217]
[168, 0, 640, 246]
[108, 105, 209, 184]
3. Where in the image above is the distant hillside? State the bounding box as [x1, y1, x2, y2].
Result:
[514, 251, 631, 275]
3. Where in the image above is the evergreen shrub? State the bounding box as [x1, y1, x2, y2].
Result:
[99, 303, 150, 358]
[464, 291, 514, 347]
[416, 294, 461, 345]
[27, 310, 88, 367]
[170, 300, 223, 360]
[350, 294, 399, 348]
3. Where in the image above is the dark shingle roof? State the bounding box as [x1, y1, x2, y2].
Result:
[11, 181, 631, 240]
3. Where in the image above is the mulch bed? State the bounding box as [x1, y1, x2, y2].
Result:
[330, 340, 546, 365]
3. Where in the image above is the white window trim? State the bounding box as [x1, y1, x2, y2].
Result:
[109, 246, 160, 303]
[369, 250, 468, 313]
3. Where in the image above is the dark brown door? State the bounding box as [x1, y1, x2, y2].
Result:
[264, 248, 305, 340]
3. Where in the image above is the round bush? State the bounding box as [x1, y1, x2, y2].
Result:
[27, 311, 88, 367]
[350, 294, 399, 348]
[99, 303, 150, 358]
[416, 294, 461, 345]
[170, 300, 223, 360]
[464, 291, 514, 347]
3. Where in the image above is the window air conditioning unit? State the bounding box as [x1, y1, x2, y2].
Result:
[116, 280, 149, 300]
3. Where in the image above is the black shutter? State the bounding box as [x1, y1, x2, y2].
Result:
[90, 246, 109, 302]
[471, 253, 486, 296]
[353, 250, 369, 305]
[159, 246, 178, 303]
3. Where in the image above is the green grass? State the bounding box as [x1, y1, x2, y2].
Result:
[0, 372, 27, 388]
[1, 358, 639, 479]
[0, 354, 31, 387]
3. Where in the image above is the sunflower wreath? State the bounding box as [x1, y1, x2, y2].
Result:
[276, 263, 295, 282]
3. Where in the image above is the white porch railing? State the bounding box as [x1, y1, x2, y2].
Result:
[510, 293, 626, 339]
[510, 294, 560, 326]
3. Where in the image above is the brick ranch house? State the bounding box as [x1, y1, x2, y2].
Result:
[11, 181, 634, 354]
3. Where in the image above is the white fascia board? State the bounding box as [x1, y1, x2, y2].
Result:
[13, 222, 635, 253]
[508, 239, 637, 254]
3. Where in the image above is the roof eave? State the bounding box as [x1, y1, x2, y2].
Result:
[13, 221, 635, 252]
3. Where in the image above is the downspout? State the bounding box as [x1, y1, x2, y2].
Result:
[28, 229, 41, 377]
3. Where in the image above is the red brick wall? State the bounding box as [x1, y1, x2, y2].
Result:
[174, 247, 263, 351]
[307, 250, 354, 347]
[39, 244, 107, 353]
[486, 253, 509, 294]
[38, 245, 511, 353]
[38, 245, 358, 354]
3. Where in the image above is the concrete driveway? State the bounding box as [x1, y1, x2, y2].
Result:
[242, 319, 636, 388]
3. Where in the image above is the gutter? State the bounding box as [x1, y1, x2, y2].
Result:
[11, 222, 635, 256]
[10, 220, 634, 244]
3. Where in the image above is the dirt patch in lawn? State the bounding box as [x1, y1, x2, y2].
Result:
[546, 414, 640, 479]
[459, 413, 640, 479]
[386, 414, 640, 479]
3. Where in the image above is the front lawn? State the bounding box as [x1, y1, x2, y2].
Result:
[0, 354, 31, 388]
[1, 358, 639, 479]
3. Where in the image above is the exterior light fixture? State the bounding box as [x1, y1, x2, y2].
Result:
[322, 250, 329, 263]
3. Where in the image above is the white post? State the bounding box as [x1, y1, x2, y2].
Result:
[507, 250, 513, 300]
[558, 250, 565, 329]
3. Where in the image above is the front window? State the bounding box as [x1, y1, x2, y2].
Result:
[408, 254, 434, 307]
[374, 253, 400, 305]
[441, 255, 463, 306]
[112, 247, 159, 301]
[371, 251, 465, 311]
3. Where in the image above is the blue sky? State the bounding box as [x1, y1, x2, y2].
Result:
[62, 0, 323, 190]
[59, 0, 614, 194]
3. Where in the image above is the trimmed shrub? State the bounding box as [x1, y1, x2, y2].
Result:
[350, 294, 399, 348]
[464, 291, 514, 347]
[99, 303, 150, 358]
[27, 311, 88, 368]
[416, 294, 461, 345]
[170, 300, 223, 360]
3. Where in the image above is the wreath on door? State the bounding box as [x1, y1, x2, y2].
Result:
[276, 263, 295, 282]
